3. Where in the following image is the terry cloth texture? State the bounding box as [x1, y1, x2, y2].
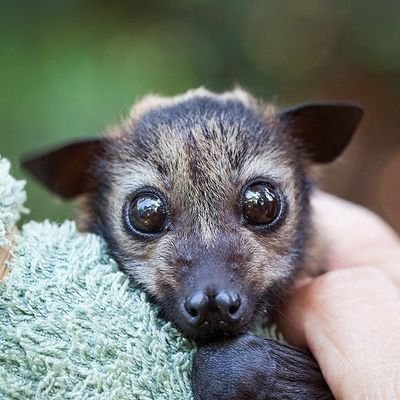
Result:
[0, 158, 26, 246]
[0, 156, 280, 399]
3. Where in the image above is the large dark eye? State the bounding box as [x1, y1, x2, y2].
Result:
[242, 183, 280, 225]
[127, 193, 167, 234]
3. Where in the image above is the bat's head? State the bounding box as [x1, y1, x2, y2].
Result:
[22, 88, 362, 340]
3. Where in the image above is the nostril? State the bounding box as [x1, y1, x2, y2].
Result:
[215, 291, 242, 321]
[187, 306, 199, 318]
[228, 301, 240, 316]
[182, 292, 209, 326]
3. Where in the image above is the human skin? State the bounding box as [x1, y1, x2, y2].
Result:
[279, 192, 400, 399]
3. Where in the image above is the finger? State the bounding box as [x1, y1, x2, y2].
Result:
[312, 191, 400, 285]
[279, 267, 400, 399]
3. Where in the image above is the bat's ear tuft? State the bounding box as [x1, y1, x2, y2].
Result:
[21, 138, 104, 199]
[278, 102, 363, 163]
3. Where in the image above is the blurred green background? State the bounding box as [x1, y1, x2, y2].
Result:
[1, 0, 400, 231]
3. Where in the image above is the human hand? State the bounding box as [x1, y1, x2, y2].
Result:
[312, 191, 400, 284]
[279, 191, 400, 399]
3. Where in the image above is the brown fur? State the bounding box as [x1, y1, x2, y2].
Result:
[81, 88, 317, 337]
[23, 87, 362, 339]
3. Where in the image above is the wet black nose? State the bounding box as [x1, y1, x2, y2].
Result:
[182, 290, 243, 327]
[215, 290, 241, 321]
[182, 291, 209, 327]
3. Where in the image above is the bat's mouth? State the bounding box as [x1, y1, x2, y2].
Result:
[173, 300, 256, 342]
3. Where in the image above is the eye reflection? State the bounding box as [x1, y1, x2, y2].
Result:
[128, 194, 167, 234]
[242, 183, 280, 225]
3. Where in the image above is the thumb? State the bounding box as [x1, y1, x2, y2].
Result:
[279, 267, 400, 399]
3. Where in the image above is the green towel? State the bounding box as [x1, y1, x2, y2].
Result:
[0, 158, 27, 246]
[0, 156, 279, 399]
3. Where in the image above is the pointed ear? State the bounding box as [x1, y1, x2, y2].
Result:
[21, 138, 104, 199]
[278, 102, 363, 163]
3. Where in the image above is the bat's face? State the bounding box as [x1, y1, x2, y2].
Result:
[22, 88, 363, 340]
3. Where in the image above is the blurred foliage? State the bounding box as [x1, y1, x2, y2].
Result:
[1, 0, 400, 229]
